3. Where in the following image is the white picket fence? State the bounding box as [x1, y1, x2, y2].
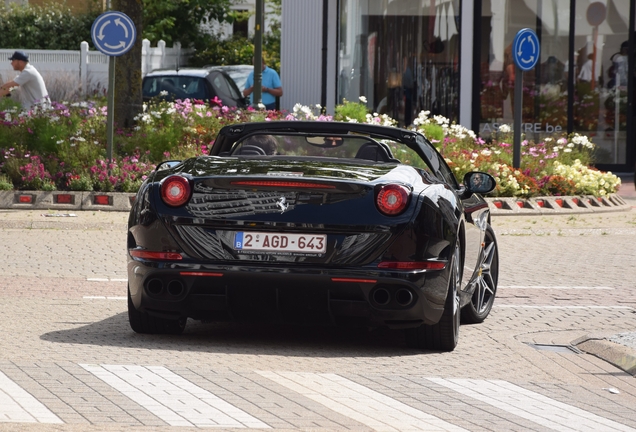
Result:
[0, 40, 192, 100]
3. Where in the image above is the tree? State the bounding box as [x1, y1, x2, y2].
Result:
[142, 0, 233, 48]
[113, 0, 143, 129]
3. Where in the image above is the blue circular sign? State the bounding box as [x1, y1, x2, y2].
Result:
[91, 11, 137, 56]
[513, 28, 540, 71]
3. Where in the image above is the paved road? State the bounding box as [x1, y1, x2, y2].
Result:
[0, 207, 635, 431]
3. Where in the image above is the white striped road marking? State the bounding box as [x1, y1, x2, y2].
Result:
[257, 371, 468, 432]
[86, 278, 127, 282]
[428, 378, 635, 432]
[83, 296, 126, 300]
[495, 305, 633, 310]
[81, 364, 269, 428]
[0, 371, 62, 424]
[499, 286, 613, 290]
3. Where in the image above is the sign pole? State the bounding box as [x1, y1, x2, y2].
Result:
[513, 66, 523, 169]
[91, 10, 137, 175]
[511, 28, 540, 169]
[253, 0, 264, 107]
[106, 57, 116, 175]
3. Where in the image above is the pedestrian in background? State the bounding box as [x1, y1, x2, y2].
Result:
[0, 51, 51, 111]
[243, 57, 282, 110]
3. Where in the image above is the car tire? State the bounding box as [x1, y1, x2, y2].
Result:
[127, 286, 187, 335]
[461, 225, 498, 324]
[405, 240, 461, 351]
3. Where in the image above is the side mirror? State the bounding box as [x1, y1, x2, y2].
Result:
[463, 172, 496, 195]
[156, 160, 183, 171]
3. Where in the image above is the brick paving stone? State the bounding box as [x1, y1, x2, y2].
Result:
[0, 209, 635, 430]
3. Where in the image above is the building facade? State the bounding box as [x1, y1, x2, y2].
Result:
[281, 0, 635, 173]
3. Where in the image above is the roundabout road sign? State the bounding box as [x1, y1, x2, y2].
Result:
[91, 11, 137, 56]
[513, 28, 540, 72]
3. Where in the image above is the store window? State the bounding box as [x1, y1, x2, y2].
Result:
[338, 0, 461, 126]
[576, 1, 631, 164]
[479, 0, 570, 140]
[479, 0, 631, 165]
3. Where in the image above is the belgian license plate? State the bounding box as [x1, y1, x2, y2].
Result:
[234, 232, 326, 254]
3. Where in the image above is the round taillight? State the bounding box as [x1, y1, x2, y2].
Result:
[376, 184, 410, 215]
[160, 175, 191, 207]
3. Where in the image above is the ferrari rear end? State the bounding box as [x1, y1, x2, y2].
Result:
[127, 123, 458, 339]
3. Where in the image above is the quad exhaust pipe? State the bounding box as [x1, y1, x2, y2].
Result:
[145, 278, 185, 297]
[371, 287, 414, 307]
[372, 288, 391, 306]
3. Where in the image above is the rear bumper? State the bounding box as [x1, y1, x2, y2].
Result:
[127, 259, 449, 329]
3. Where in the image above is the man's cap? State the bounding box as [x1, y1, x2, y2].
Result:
[8, 51, 29, 62]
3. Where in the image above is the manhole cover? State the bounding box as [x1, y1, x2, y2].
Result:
[527, 343, 582, 354]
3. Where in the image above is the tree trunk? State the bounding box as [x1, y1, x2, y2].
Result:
[112, 0, 143, 129]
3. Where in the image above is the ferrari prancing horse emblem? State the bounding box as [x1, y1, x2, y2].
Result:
[277, 197, 289, 213]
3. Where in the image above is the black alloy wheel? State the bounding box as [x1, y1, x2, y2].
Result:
[461, 225, 499, 324]
[127, 286, 187, 335]
[405, 240, 461, 351]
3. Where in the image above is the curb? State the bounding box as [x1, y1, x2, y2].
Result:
[0, 190, 631, 214]
[0, 190, 136, 212]
[487, 194, 630, 215]
[573, 336, 636, 377]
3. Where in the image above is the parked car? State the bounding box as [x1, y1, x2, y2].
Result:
[126, 121, 499, 351]
[142, 67, 246, 108]
[205, 64, 253, 91]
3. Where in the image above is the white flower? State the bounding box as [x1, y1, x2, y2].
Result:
[359, 96, 367, 103]
[498, 124, 511, 133]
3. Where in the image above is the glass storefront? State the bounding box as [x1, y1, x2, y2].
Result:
[337, 0, 461, 125]
[335, 0, 633, 170]
[479, 0, 632, 165]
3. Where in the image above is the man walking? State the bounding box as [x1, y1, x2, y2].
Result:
[0, 51, 51, 111]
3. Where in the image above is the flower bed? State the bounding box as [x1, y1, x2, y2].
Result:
[0, 96, 621, 197]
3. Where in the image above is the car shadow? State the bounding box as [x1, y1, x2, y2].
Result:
[40, 311, 432, 357]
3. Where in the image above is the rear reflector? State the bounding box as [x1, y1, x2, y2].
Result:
[179, 271, 223, 277]
[18, 195, 33, 203]
[231, 180, 335, 189]
[55, 194, 73, 204]
[94, 195, 111, 205]
[378, 261, 446, 270]
[129, 250, 183, 260]
[331, 277, 377, 284]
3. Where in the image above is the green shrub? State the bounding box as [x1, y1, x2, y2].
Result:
[189, 35, 255, 67]
[0, 3, 99, 50]
[334, 99, 369, 123]
[68, 175, 93, 191]
[0, 175, 13, 190]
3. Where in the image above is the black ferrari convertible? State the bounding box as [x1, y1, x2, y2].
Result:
[127, 121, 499, 351]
